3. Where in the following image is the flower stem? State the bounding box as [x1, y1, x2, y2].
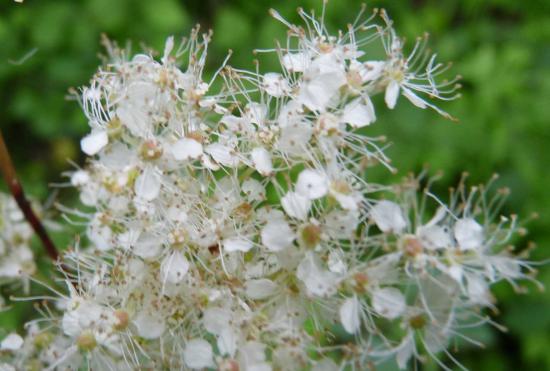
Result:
[0, 130, 60, 262]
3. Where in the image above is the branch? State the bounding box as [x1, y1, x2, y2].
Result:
[0, 130, 60, 262]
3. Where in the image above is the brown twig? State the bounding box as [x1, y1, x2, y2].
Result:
[0, 130, 60, 262]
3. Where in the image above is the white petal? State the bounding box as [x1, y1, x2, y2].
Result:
[201, 154, 221, 170]
[70, 170, 90, 186]
[0, 333, 23, 351]
[396, 334, 415, 369]
[325, 210, 360, 239]
[418, 225, 452, 250]
[251, 147, 273, 176]
[332, 192, 360, 211]
[245, 279, 278, 300]
[327, 250, 347, 274]
[298, 72, 345, 112]
[447, 264, 463, 283]
[402, 87, 427, 109]
[281, 191, 311, 220]
[242, 179, 265, 202]
[224, 237, 253, 253]
[205, 143, 239, 167]
[133, 232, 162, 259]
[245, 102, 268, 125]
[370, 200, 407, 233]
[384, 80, 400, 109]
[360, 61, 386, 82]
[339, 296, 361, 334]
[282, 52, 310, 72]
[160, 251, 189, 284]
[341, 97, 376, 128]
[81, 130, 108, 155]
[454, 218, 483, 250]
[261, 219, 295, 251]
[372, 287, 406, 319]
[203, 308, 232, 335]
[133, 312, 165, 339]
[276, 122, 313, 155]
[296, 252, 339, 297]
[262, 72, 290, 97]
[296, 170, 329, 200]
[217, 327, 237, 357]
[134, 166, 161, 201]
[466, 274, 489, 305]
[183, 339, 214, 369]
[171, 138, 203, 161]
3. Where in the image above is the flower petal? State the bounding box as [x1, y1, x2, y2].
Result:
[81, 130, 108, 155]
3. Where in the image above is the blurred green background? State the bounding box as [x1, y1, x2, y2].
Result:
[0, 0, 549, 369]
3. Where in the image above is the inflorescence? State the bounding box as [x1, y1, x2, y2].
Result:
[0, 5, 539, 371]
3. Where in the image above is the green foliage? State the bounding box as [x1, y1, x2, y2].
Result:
[1, 0, 549, 368]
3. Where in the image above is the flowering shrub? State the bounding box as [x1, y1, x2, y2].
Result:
[0, 5, 539, 370]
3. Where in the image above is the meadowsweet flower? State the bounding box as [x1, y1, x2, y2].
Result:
[1, 5, 539, 371]
[0, 193, 38, 293]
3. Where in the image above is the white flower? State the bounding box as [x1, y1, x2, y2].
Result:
[296, 169, 329, 200]
[261, 219, 295, 251]
[262, 72, 290, 97]
[0, 333, 23, 351]
[339, 296, 361, 334]
[372, 287, 406, 319]
[281, 191, 311, 220]
[251, 147, 273, 176]
[116, 81, 159, 137]
[370, 200, 407, 233]
[70, 170, 90, 186]
[160, 251, 190, 284]
[171, 137, 203, 161]
[282, 52, 310, 72]
[183, 339, 215, 369]
[81, 130, 108, 155]
[298, 53, 347, 112]
[454, 218, 483, 250]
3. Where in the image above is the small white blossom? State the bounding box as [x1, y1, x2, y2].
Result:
[183, 339, 215, 369]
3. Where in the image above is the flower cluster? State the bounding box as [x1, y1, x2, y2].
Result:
[0, 5, 537, 371]
[0, 192, 36, 299]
